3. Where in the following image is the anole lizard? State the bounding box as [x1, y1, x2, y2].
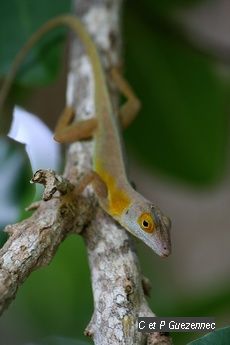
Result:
[0, 15, 171, 257]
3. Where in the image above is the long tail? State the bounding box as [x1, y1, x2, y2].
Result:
[0, 14, 108, 115]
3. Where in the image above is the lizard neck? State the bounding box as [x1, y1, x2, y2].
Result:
[95, 164, 132, 218]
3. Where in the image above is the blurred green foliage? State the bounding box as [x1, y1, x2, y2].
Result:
[0, 231, 8, 248]
[0, 0, 230, 345]
[124, 3, 228, 185]
[188, 326, 230, 345]
[0, 138, 34, 231]
[0, 0, 70, 85]
[26, 338, 91, 345]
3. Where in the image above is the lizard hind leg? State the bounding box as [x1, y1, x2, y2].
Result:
[54, 106, 97, 143]
[54, 68, 140, 144]
[110, 68, 141, 129]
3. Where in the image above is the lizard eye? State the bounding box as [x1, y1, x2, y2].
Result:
[138, 213, 155, 233]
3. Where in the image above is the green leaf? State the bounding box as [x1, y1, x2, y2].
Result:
[124, 9, 228, 184]
[0, 138, 34, 228]
[0, 0, 71, 86]
[188, 326, 230, 345]
[0, 231, 8, 248]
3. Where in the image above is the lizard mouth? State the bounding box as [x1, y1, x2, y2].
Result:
[141, 229, 171, 257]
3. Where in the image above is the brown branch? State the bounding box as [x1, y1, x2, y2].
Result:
[0, 0, 172, 344]
[0, 170, 92, 314]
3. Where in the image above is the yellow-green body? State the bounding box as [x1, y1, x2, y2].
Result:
[0, 15, 171, 256]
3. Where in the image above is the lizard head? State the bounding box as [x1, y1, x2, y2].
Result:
[120, 199, 171, 257]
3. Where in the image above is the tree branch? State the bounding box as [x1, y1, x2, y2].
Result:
[0, 0, 172, 344]
[0, 170, 92, 314]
